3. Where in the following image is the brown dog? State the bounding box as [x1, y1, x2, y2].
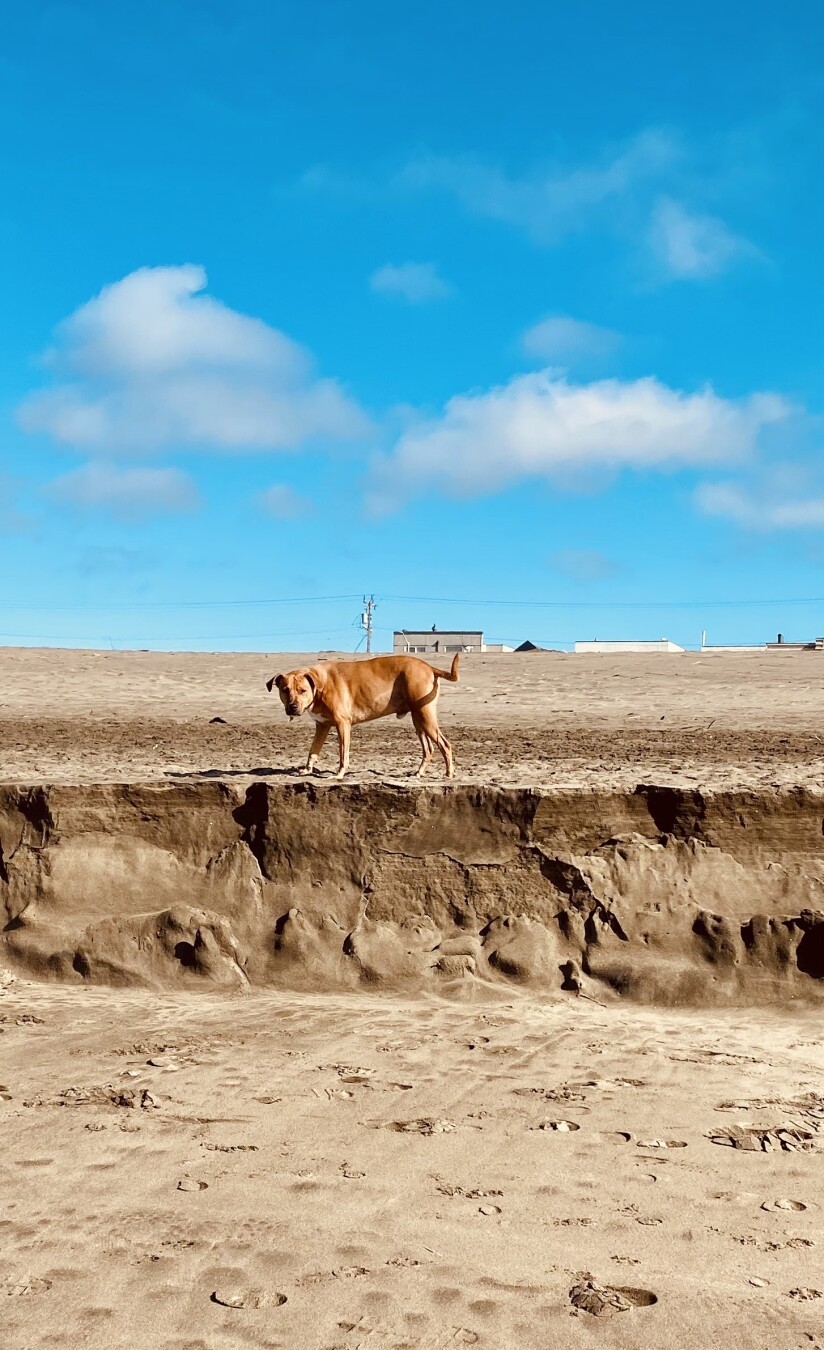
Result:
[266, 653, 459, 779]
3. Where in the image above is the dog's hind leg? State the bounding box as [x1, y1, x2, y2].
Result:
[435, 729, 454, 778]
[407, 734, 429, 777]
[414, 705, 453, 778]
[411, 717, 434, 777]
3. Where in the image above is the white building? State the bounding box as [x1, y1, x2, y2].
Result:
[574, 638, 685, 654]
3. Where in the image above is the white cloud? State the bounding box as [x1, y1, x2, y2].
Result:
[696, 480, 824, 529]
[396, 130, 677, 244]
[522, 315, 621, 363]
[259, 483, 313, 518]
[303, 130, 760, 282]
[19, 266, 370, 454]
[550, 549, 620, 582]
[47, 463, 200, 519]
[370, 371, 789, 508]
[650, 198, 752, 279]
[370, 261, 453, 304]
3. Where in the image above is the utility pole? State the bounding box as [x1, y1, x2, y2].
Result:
[360, 595, 376, 653]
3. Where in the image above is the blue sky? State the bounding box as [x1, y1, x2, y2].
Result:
[2, 0, 823, 651]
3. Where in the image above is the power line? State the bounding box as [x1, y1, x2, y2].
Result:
[380, 594, 824, 610]
[0, 593, 362, 613]
[1, 593, 822, 616]
[0, 626, 358, 642]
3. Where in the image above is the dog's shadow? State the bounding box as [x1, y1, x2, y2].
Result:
[164, 766, 402, 781]
[166, 766, 295, 780]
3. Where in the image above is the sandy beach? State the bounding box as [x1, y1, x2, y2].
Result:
[1, 646, 822, 790]
[1, 647, 823, 1348]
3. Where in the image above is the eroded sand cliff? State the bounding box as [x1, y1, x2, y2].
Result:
[3, 781, 822, 1003]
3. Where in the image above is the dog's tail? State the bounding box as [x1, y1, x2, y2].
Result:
[429, 653, 460, 683]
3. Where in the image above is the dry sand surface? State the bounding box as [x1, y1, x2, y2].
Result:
[2, 981, 824, 1349]
[0, 645, 823, 788]
[1, 645, 824, 1348]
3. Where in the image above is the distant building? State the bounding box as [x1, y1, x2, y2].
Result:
[574, 638, 685, 654]
[765, 633, 824, 651]
[394, 629, 483, 654]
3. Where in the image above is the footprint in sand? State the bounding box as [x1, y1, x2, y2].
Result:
[177, 1178, 209, 1192]
[537, 1119, 580, 1132]
[202, 1143, 259, 1153]
[636, 1139, 686, 1149]
[437, 1184, 503, 1199]
[1, 1277, 52, 1297]
[515, 1087, 587, 1105]
[788, 1287, 822, 1300]
[478, 1204, 502, 1216]
[761, 1198, 807, 1213]
[710, 1125, 814, 1152]
[211, 1288, 287, 1309]
[387, 1118, 458, 1135]
[569, 1277, 657, 1316]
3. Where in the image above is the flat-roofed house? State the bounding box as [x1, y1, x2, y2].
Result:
[394, 629, 484, 654]
[573, 638, 686, 653]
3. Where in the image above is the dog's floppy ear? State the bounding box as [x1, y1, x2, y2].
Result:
[305, 672, 316, 694]
[265, 674, 285, 693]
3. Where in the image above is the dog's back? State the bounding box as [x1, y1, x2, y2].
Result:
[319, 653, 458, 723]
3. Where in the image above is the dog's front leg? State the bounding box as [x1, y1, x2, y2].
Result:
[301, 720, 331, 775]
[335, 720, 351, 779]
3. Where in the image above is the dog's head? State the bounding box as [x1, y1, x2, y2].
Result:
[266, 669, 316, 719]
